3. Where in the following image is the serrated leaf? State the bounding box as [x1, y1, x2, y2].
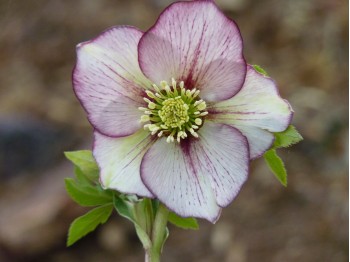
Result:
[168, 212, 199, 230]
[274, 125, 303, 149]
[264, 149, 287, 186]
[65, 178, 112, 206]
[65, 150, 99, 181]
[252, 64, 268, 76]
[67, 204, 113, 246]
[113, 195, 151, 249]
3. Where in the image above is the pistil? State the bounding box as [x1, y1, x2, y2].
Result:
[139, 78, 208, 143]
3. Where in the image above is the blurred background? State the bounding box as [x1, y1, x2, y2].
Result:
[0, 0, 348, 261]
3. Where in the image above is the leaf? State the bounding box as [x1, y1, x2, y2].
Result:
[113, 195, 152, 249]
[67, 204, 113, 246]
[134, 223, 152, 250]
[168, 212, 199, 230]
[252, 64, 268, 76]
[113, 195, 135, 222]
[264, 149, 287, 186]
[74, 166, 93, 186]
[65, 150, 99, 181]
[65, 178, 113, 206]
[162, 227, 169, 252]
[274, 125, 303, 149]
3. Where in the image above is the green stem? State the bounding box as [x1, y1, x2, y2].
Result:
[145, 204, 169, 262]
[144, 198, 154, 236]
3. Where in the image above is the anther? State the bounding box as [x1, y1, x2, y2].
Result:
[193, 90, 200, 98]
[146, 90, 156, 98]
[196, 101, 207, 111]
[164, 85, 172, 94]
[152, 84, 161, 93]
[141, 115, 150, 122]
[148, 102, 156, 109]
[179, 81, 184, 89]
[143, 124, 151, 130]
[187, 127, 195, 134]
[180, 87, 186, 96]
[166, 135, 174, 143]
[151, 129, 159, 135]
[160, 81, 168, 88]
[143, 98, 152, 103]
[148, 124, 159, 132]
[194, 118, 202, 125]
[191, 131, 199, 138]
[193, 100, 203, 107]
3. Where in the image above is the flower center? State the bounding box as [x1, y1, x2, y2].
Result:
[139, 78, 208, 143]
[159, 97, 189, 128]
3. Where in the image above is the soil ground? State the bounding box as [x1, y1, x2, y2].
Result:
[0, 0, 348, 261]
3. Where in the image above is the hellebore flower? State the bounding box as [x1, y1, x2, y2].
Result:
[73, 0, 293, 223]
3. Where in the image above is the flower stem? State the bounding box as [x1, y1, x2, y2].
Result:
[145, 203, 169, 262]
[144, 198, 154, 236]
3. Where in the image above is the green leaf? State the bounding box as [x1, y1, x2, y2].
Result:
[113, 195, 152, 249]
[162, 227, 170, 252]
[274, 125, 303, 149]
[65, 150, 99, 181]
[74, 166, 92, 186]
[252, 64, 268, 76]
[168, 212, 199, 230]
[264, 149, 287, 186]
[65, 178, 113, 206]
[67, 204, 113, 246]
[134, 223, 152, 250]
[113, 195, 135, 222]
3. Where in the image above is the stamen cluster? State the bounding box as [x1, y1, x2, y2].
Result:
[139, 78, 208, 143]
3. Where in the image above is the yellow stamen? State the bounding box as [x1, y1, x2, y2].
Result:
[139, 79, 208, 143]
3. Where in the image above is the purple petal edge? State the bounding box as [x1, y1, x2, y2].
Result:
[137, 0, 247, 102]
[72, 25, 145, 138]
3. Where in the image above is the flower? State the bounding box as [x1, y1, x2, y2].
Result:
[73, 0, 293, 223]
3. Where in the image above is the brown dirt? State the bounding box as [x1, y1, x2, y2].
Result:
[0, 0, 348, 261]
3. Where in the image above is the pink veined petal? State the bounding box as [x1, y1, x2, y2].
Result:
[73, 26, 152, 137]
[138, 0, 246, 102]
[208, 65, 293, 159]
[140, 122, 249, 223]
[93, 129, 154, 198]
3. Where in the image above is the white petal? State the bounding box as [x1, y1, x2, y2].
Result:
[233, 124, 274, 159]
[141, 138, 220, 222]
[138, 0, 246, 102]
[141, 122, 249, 222]
[93, 129, 154, 198]
[73, 26, 152, 137]
[208, 65, 293, 158]
[196, 122, 249, 207]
